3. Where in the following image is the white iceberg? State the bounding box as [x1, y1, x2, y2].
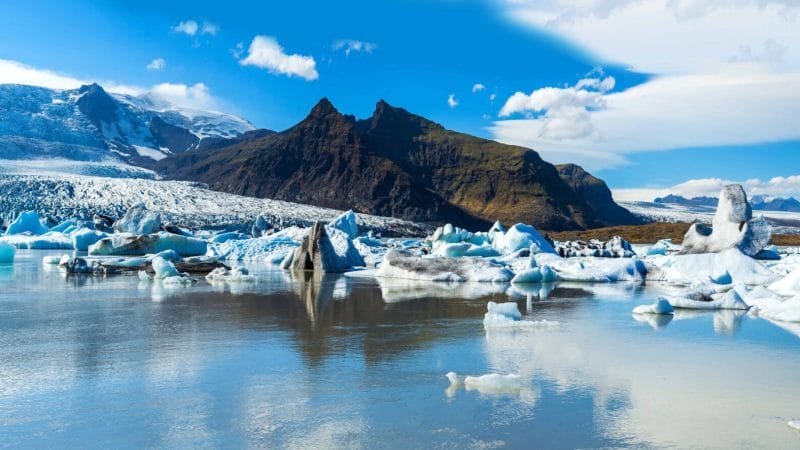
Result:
[664, 289, 749, 310]
[645, 248, 776, 286]
[378, 249, 514, 283]
[206, 266, 255, 283]
[483, 301, 560, 328]
[789, 419, 800, 431]
[210, 227, 303, 263]
[151, 255, 196, 285]
[329, 209, 359, 240]
[632, 299, 675, 315]
[492, 223, 555, 255]
[113, 203, 162, 234]
[71, 228, 108, 251]
[88, 232, 207, 257]
[768, 266, 800, 296]
[0, 231, 74, 249]
[445, 372, 527, 395]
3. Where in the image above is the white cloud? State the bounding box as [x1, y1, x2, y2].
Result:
[447, 94, 458, 108]
[147, 82, 217, 110]
[0, 58, 220, 111]
[201, 21, 219, 36]
[612, 175, 800, 201]
[332, 39, 377, 56]
[490, 70, 800, 170]
[497, 75, 613, 140]
[472, 83, 486, 93]
[489, 93, 496, 102]
[146, 58, 166, 71]
[172, 19, 218, 37]
[239, 35, 318, 81]
[172, 20, 199, 36]
[503, 0, 800, 73]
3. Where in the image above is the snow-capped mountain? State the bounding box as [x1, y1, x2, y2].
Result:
[0, 83, 255, 175]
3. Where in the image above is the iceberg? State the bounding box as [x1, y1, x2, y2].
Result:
[483, 301, 560, 328]
[353, 236, 388, 268]
[664, 289, 749, 310]
[210, 231, 250, 244]
[632, 299, 674, 315]
[151, 255, 195, 284]
[0, 232, 74, 249]
[6, 211, 49, 235]
[0, 242, 14, 263]
[88, 232, 207, 257]
[645, 248, 776, 286]
[680, 184, 771, 257]
[789, 420, 800, 431]
[329, 209, 359, 240]
[510, 249, 557, 284]
[71, 228, 108, 251]
[113, 203, 162, 235]
[206, 266, 255, 282]
[554, 236, 635, 258]
[493, 223, 555, 255]
[210, 227, 303, 262]
[445, 372, 527, 394]
[378, 249, 514, 282]
[768, 266, 800, 296]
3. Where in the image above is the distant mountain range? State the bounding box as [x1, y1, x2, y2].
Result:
[654, 193, 800, 212]
[0, 83, 255, 170]
[156, 98, 640, 230]
[0, 82, 640, 231]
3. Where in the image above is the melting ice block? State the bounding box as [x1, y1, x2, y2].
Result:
[113, 203, 162, 235]
[632, 299, 674, 315]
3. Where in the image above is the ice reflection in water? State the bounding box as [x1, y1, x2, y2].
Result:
[1, 251, 800, 448]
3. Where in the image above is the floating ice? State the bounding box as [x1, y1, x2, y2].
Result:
[547, 256, 647, 283]
[646, 239, 680, 256]
[632, 299, 674, 315]
[645, 248, 776, 286]
[0, 232, 74, 249]
[210, 231, 250, 244]
[665, 289, 749, 310]
[71, 228, 108, 251]
[210, 228, 302, 263]
[0, 242, 14, 263]
[329, 210, 359, 240]
[151, 255, 195, 284]
[493, 223, 555, 255]
[554, 236, 635, 258]
[768, 266, 800, 296]
[6, 211, 49, 235]
[206, 266, 255, 282]
[89, 232, 207, 257]
[432, 242, 500, 258]
[378, 249, 514, 283]
[42, 254, 69, 265]
[353, 236, 388, 268]
[483, 301, 560, 328]
[789, 419, 800, 431]
[113, 203, 162, 234]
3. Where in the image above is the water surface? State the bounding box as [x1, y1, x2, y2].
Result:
[2, 250, 800, 449]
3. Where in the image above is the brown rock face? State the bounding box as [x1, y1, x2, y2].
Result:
[157, 98, 638, 231]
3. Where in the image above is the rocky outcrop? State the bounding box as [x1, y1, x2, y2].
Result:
[681, 185, 771, 256]
[289, 221, 362, 273]
[157, 99, 636, 231]
[556, 164, 641, 227]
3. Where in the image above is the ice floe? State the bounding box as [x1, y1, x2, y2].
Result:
[632, 299, 674, 315]
[206, 266, 255, 283]
[483, 301, 560, 328]
[5, 210, 49, 235]
[0, 242, 15, 263]
[445, 372, 530, 396]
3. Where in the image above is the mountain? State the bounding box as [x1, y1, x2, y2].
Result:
[556, 164, 641, 226]
[654, 194, 719, 207]
[654, 193, 800, 212]
[157, 98, 638, 231]
[0, 83, 256, 174]
[750, 195, 800, 212]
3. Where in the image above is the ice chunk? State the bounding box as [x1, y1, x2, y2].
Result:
[210, 231, 250, 244]
[353, 236, 388, 268]
[113, 203, 162, 234]
[71, 228, 108, 251]
[378, 249, 514, 283]
[206, 266, 255, 282]
[251, 215, 269, 237]
[681, 184, 771, 257]
[211, 228, 301, 263]
[328, 210, 359, 240]
[632, 299, 674, 315]
[646, 239, 679, 256]
[550, 257, 647, 283]
[432, 242, 500, 258]
[6, 211, 49, 235]
[555, 236, 635, 258]
[49, 219, 78, 233]
[151, 255, 195, 284]
[483, 301, 560, 328]
[768, 266, 800, 296]
[0, 232, 74, 249]
[493, 223, 555, 255]
[88, 232, 207, 257]
[42, 254, 69, 265]
[665, 289, 749, 310]
[645, 248, 776, 286]
[0, 242, 15, 264]
[511, 266, 557, 284]
[789, 420, 800, 431]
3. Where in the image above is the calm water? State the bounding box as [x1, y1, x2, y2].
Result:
[2, 250, 800, 449]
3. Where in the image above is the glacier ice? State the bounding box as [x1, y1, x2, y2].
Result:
[6, 210, 49, 235]
[206, 266, 255, 283]
[329, 210, 359, 240]
[378, 249, 514, 283]
[0, 242, 14, 263]
[482, 301, 560, 328]
[445, 372, 527, 395]
[88, 232, 207, 257]
[681, 184, 771, 257]
[71, 228, 108, 251]
[492, 223, 555, 255]
[151, 255, 195, 284]
[113, 203, 162, 234]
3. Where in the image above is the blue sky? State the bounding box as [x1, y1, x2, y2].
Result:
[1, 0, 799, 200]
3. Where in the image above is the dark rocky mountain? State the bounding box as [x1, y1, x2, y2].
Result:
[556, 164, 641, 226]
[156, 99, 638, 231]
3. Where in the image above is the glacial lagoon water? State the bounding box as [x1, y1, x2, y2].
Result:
[2, 250, 800, 449]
